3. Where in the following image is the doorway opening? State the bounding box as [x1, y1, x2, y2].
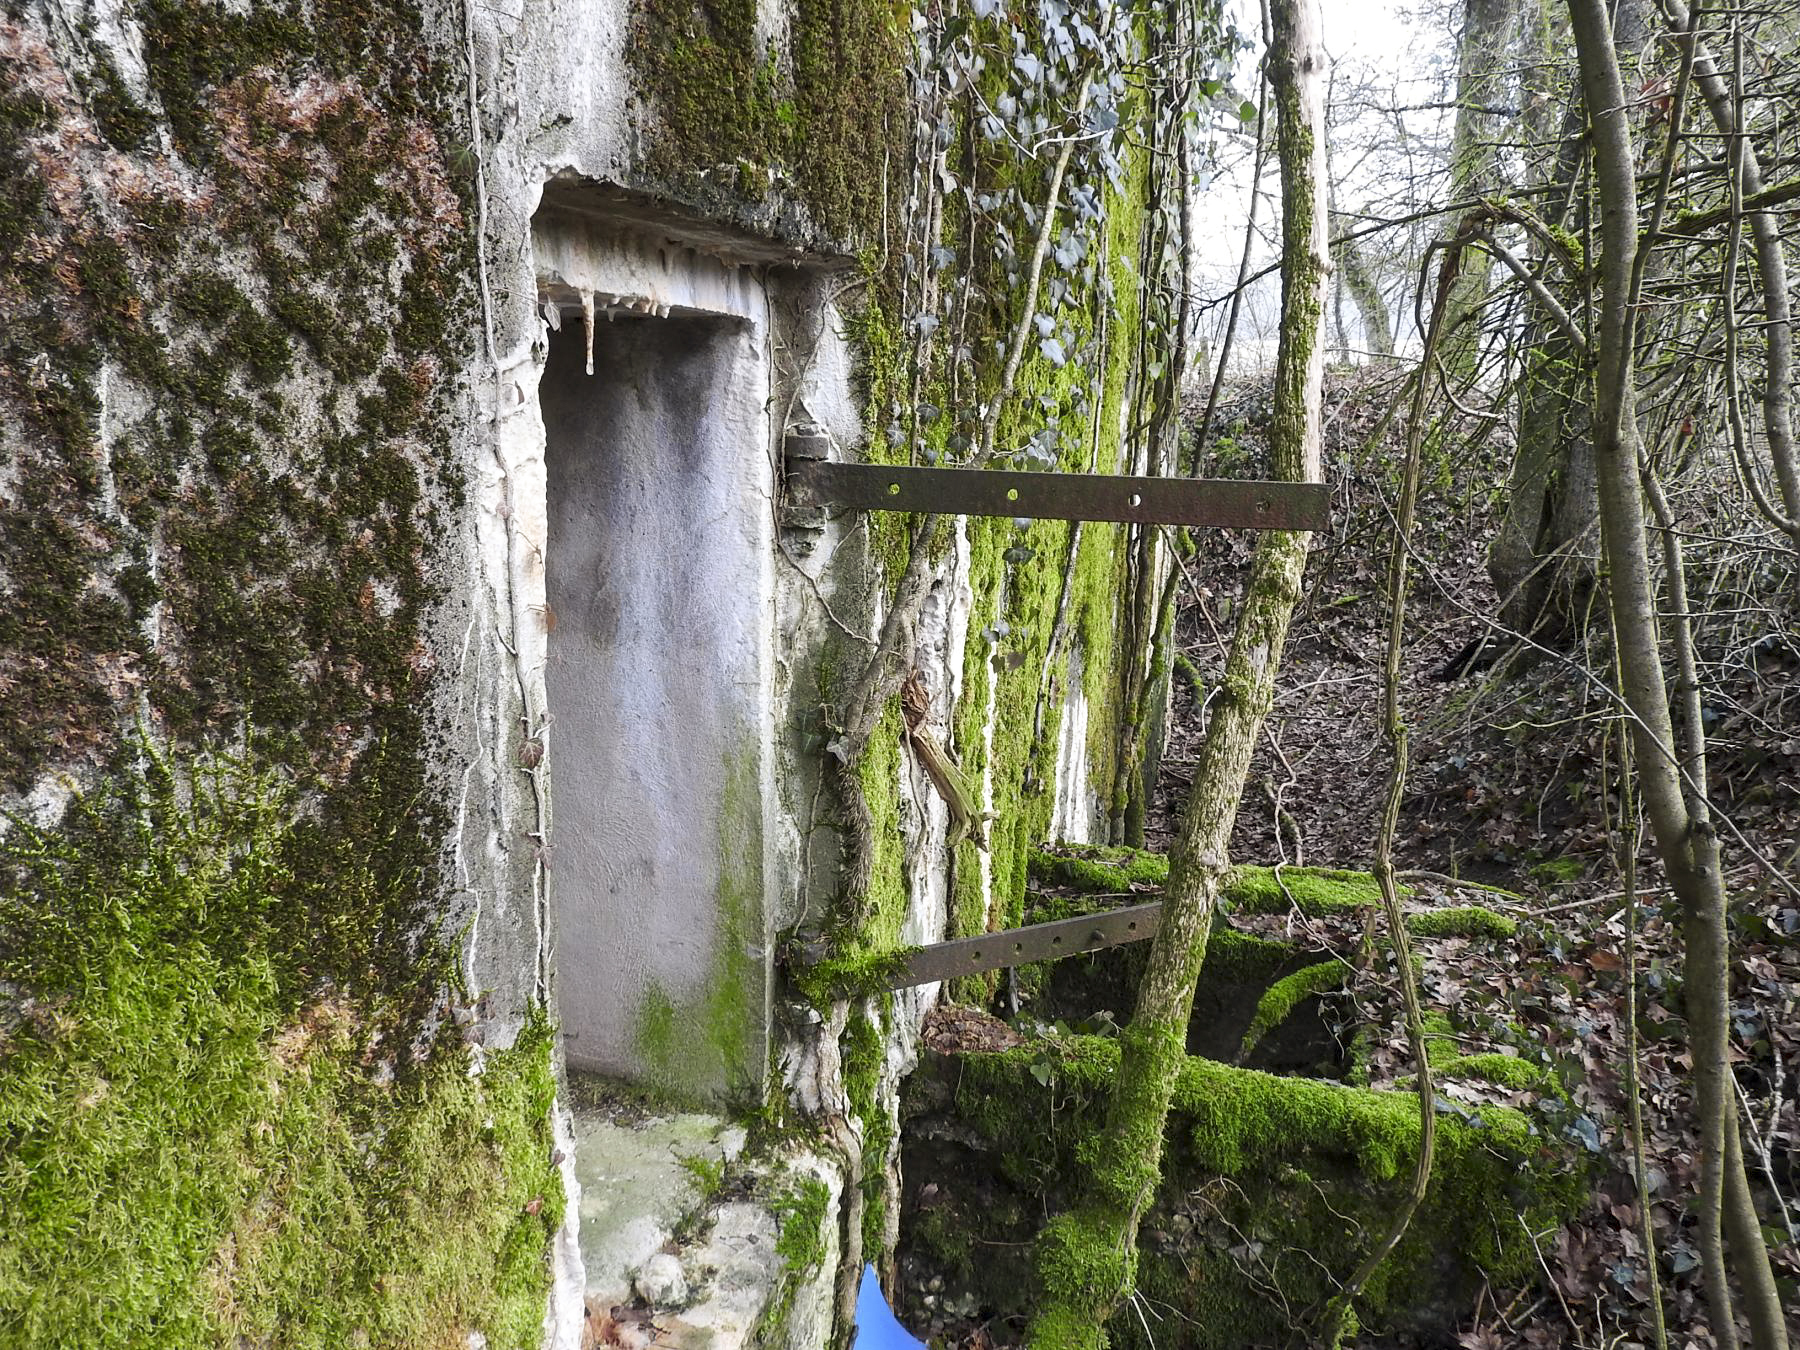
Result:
[536, 229, 775, 1103]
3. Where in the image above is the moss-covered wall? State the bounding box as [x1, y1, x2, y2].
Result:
[903, 1036, 1583, 1348]
[4, 0, 1190, 1337]
[625, 0, 908, 243]
[750, 13, 1184, 1324]
[0, 5, 562, 1344]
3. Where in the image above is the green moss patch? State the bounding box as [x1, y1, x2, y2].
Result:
[625, 0, 907, 241]
[1238, 958, 1348, 1059]
[1032, 851, 1522, 943]
[842, 1002, 896, 1253]
[904, 1035, 1583, 1348]
[1030, 845, 1170, 893]
[1030, 849, 1393, 916]
[0, 754, 560, 1350]
[1406, 905, 1516, 939]
[1437, 1052, 1555, 1094]
[760, 1172, 833, 1339]
[1223, 864, 1390, 915]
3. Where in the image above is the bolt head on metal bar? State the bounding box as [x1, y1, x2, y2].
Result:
[786, 460, 1328, 531]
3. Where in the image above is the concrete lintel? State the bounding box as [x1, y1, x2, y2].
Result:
[535, 177, 857, 270]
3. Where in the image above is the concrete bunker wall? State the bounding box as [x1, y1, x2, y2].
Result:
[534, 210, 779, 1102]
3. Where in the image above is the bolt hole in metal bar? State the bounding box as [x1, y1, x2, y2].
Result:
[883, 902, 1165, 990]
[787, 461, 1330, 531]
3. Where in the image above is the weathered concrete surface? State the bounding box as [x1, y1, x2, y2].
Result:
[572, 1106, 735, 1306]
[571, 1096, 840, 1350]
[540, 293, 775, 1098]
[1050, 650, 1098, 844]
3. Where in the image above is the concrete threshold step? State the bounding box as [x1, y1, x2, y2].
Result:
[569, 1087, 837, 1349]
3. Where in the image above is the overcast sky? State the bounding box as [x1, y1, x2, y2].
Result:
[1191, 1, 1458, 370]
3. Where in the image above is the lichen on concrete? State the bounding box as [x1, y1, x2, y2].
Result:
[0, 5, 561, 1341]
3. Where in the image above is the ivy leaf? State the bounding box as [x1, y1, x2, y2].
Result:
[1238, 99, 1258, 121]
[1040, 337, 1066, 366]
[1014, 52, 1043, 83]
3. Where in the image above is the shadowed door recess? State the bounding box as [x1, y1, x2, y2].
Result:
[540, 303, 772, 1102]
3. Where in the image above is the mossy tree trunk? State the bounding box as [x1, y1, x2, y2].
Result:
[1567, 2, 1787, 1344]
[1023, 0, 1327, 1342]
[1331, 210, 1394, 359]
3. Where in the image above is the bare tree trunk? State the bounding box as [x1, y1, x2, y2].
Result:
[1566, 3, 1788, 1345]
[1440, 0, 1517, 378]
[1331, 211, 1394, 359]
[1488, 12, 1599, 641]
[1657, 0, 1800, 543]
[1024, 0, 1327, 1342]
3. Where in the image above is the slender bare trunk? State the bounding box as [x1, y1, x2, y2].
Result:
[1441, 0, 1516, 378]
[1331, 207, 1394, 359]
[1321, 231, 1462, 1350]
[1024, 2, 1327, 1342]
[1488, 11, 1600, 640]
[1657, 0, 1800, 541]
[1566, 3, 1787, 1344]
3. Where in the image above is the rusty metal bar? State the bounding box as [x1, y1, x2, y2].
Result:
[785, 460, 1329, 531]
[881, 902, 1164, 989]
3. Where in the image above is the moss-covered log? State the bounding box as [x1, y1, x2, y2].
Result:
[1028, 848, 1516, 934]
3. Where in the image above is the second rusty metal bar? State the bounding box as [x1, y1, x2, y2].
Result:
[786, 461, 1329, 531]
[888, 902, 1164, 989]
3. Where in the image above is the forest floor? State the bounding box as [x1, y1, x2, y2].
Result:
[1145, 366, 1800, 1349]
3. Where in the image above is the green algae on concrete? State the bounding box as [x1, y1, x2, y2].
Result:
[631, 746, 767, 1107]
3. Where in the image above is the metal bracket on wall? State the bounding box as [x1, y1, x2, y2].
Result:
[785, 459, 1330, 531]
[824, 902, 1166, 991]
